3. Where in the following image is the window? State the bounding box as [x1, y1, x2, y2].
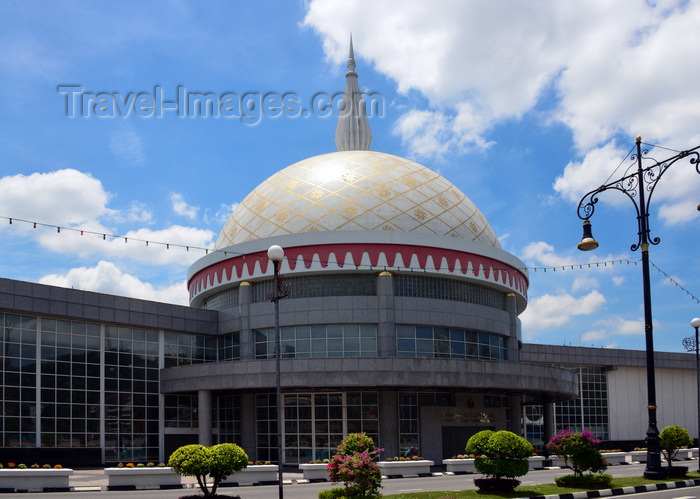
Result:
[397, 325, 506, 360]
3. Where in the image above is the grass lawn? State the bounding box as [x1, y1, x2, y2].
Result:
[382, 471, 700, 498]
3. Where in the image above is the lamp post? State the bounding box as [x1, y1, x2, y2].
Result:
[685, 317, 700, 470]
[576, 136, 700, 479]
[267, 244, 291, 499]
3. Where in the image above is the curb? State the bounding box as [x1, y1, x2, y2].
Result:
[533, 478, 700, 499]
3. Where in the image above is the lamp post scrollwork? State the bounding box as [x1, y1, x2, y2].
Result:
[576, 136, 700, 479]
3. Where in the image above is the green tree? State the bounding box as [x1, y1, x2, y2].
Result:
[169, 443, 248, 497]
[659, 425, 693, 469]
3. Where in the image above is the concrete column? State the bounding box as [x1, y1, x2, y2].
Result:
[543, 402, 554, 445]
[376, 272, 396, 357]
[543, 402, 554, 465]
[508, 395, 523, 435]
[238, 282, 254, 360]
[378, 391, 399, 460]
[505, 293, 519, 362]
[240, 393, 257, 459]
[198, 390, 213, 447]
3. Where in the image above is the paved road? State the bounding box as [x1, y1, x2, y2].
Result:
[4, 462, 700, 499]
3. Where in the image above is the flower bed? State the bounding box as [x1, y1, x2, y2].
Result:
[442, 458, 476, 474]
[378, 459, 433, 477]
[299, 463, 330, 481]
[104, 467, 182, 490]
[0, 468, 73, 492]
[220, 464, 279, 486]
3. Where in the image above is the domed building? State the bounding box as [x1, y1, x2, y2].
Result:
[0, 42, 697, 470]
[163, 42, 578, 464]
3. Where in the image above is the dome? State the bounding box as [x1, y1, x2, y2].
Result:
[215, 150, 501, 250]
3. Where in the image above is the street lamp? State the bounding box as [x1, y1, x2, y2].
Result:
[685, 317, 700, 470]
[576, 136, 700, 479]
[267, 244, 291, 499]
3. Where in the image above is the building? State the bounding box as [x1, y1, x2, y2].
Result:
[0, 43, 696, 467]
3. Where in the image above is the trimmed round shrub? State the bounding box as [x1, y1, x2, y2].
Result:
[465, 430, 494, 455]
[465, 430, 533, 492]
[169, 443, 248, 497]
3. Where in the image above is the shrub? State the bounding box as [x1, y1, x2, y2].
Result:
[546, 430, 607, 477]
[555, 473, 613, 489]
[465, 430, 533, 492]
[169, 443, 248, 497]
[327, 434, 382, 498]
[659, 425, 694, 469]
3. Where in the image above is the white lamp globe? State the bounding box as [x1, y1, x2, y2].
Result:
[267, 245, 285, 262]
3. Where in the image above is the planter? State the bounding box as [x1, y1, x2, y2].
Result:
[378, 460, 433, 477]
[528, 455, 545, 469]
[601, 452, 632, 465]
[104, 467, 182, 490]
[0, 468, 73, 492]
[672, 449, 693, 460]
[547, 456, 568, 467]
[442, 458, 476, 474]
[299, 463, 330, 481]
[629, 450, 647, 463]
[220, 464, 279, 486]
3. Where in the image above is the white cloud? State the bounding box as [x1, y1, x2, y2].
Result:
[109, 124, 144, 165]
[521, 241, 572, 268]
[612, 276, 625, 286]
[110, 201, 153, 224]
[571, 276, 598, 292]
[0, 169, 214, 266]
[520, 290, 606, 333]
[36, 225, 215, 266]
[0, 169, 110, 225]
[170, 193, 199, 220]
[580, 317, 645, 343]
[204, 202, 238, 225]
[39, 261, 188, 305]
[553, 140, 629, 205]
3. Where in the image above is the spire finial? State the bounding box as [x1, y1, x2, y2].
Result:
[348, 34, 356, 73]
[334, 35, 372, 152]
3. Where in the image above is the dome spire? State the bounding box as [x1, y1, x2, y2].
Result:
[335, 34, 372, 151]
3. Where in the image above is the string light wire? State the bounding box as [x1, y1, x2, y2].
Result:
[1, 215, 697, 303]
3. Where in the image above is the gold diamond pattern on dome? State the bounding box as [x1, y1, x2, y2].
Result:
[214, 151, 501, 249]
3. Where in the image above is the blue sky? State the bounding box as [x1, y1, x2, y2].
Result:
[0, 0, 698, 352]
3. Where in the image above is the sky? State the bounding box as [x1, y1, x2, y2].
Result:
[0, 0, 698, 353]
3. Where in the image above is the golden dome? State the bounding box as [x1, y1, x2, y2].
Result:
[215, 150, 500, 249]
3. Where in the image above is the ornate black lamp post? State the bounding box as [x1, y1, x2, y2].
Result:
[267, 244, 291, 499]
[576, 136, 700, 479]
[685, 317, 700, 470]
